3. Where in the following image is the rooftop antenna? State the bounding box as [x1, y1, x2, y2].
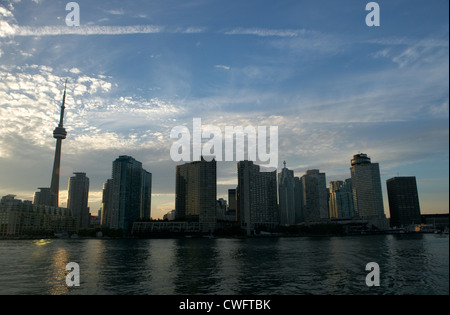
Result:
[58, 79, 68, 128]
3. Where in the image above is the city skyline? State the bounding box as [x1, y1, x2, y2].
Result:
[0, 0, 448, 219]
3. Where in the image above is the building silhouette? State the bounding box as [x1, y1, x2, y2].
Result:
[33, 187, 53, 206]
[298, 169, 329, 223]
[0, 195, 76, 236]
[329, 179, 354, 219]
[141, 170, 152, 221]
[350, 153, 388, 230]
[67, 172, 90, 231]
[175, 157, 217, 232]
[278, 161, 296, 225]
[101, 156, 152, 235]
[100, 179, 114, 228]
[386, 176, 421, 227]
[237, 160, 278, 235]
[227, 188, 237, 219]
[294, 177, 304, 223]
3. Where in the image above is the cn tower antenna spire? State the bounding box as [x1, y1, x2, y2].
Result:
[59, 79, 67, 128]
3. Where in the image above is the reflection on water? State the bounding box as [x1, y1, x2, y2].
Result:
[47, 248, 69, 295]
[0, 234, 448, 295]
[33, 239, 53, 247]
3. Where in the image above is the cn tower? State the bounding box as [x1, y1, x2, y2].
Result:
[50, 80, 68, 207]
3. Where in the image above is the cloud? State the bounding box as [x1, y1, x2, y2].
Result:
[0, 63, 186, 161]
[0, 24, 210, 37]
[180, 26, 206, 34]
[69, 67, 81, 74]
[0, 20, 16, 37]
[214, 65, 230, 71]
[0, 6, 205, 38]
[0, 6, 14, 18]
[106, 9, 125, 15]
[224, 28, 310, 37]
[8, 25, 165, 36]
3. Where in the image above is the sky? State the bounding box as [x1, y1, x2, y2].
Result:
[0, 0, 448, 219]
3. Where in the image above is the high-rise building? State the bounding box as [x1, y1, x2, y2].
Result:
[140, 170, 152, 220]
[67, 172, 90, 231]
[294, 177, 303, 223]
[278, 161, 296, 225]
[350, 153, 388, 230]
[100, 179, 114, 227]
[227, 188, 237, 221]
[329, 179, 354, 219]
[237, 160, 278, 235]
[101, 156, 152, 235]
[386, 176, 421, 227]
[299, 169, 328, 223]
[33, 188, 53, 206]
[175, 157, 217, 232]
[49, 81, 68, 207]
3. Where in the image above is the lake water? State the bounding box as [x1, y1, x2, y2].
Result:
[0, 234, 448, 295]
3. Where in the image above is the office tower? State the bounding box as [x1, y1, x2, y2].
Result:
[49, 81, 68, 207]
[237, 160, 278, 235]
[67, 172, 90, 230]
[216, 198, 227, 219]
[228, 188, 237, 218]
[100, 179, 114, 227]
[386, 176, 421, 227]
[350, 153, 388, 230]
[278, 161, 296, 225]
[141, 170, 152, 220]
[33, 188, 53, 206]
[329, 179, 354, 219]
[175, 157, 217, 232]
[103, 156, 152, 235]
[294, 177, 303, 223]
[299, 169, 328, 223]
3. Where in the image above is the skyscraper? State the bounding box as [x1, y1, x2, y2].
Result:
[33, 188, 53, 206]
[102, 156, 152, 235]
[278, 161, 296, 225]
[228, 188, 237, 219]
[237, 160, 278, 235]
[67, 172, 90, 230]
[350, 153, 388, 230]
[100, 179, 114, 227]
[299, 169, 328, 223]
[329, 179, 354, 219]
[294, 177, 303, 223]
[49, 81, 68, 207]
[175, 157, 217, 232]
[386, 176, 421, 227]
[140, 170, 152, 221]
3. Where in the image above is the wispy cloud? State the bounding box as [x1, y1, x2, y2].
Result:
[105, 9, 125, 16]
[224, 27, 311, 37]
[214, 65, 230, 71]
[0, 24, 211, 37]
[8, 25, 164, 36]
